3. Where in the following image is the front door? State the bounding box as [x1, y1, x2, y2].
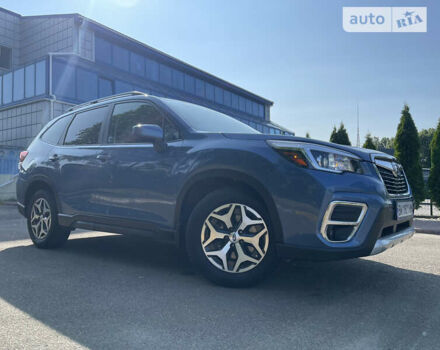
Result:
[103, 101, 184, 229]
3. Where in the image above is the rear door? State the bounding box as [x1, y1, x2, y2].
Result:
[103, 101, 184, 229]
[55, 106, 112, 217]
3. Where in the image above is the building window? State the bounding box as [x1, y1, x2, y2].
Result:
[223, 90, 231, 107]
[258, 104, 264, 118]
[205, 83, 214, 101]
[130, 52, 144, 77]
[2, 72, 12, 104]
[145, 58, 159, 81]
[0, 45, 12, 70]
[25, 64, 35, 98]
[172, 69, 184, 90]
[115, 80, 132, 93]
[245, 99, 252, 114]
[184, 74, 195, 94]
[35, 60, 46, 96]
[98, 77, 113, 98]
[195, 79, 205, 98]
[112, 45, 129, 71]
[214, 87, 223, 104]
[238, 96, 246, 112]
[231, 93, 238, 109]
[53, 60, 75, 99]
[95, 37, 112, 65]
[77, 68, 98, 102]
[13, 68, 24, 102]
[252, 101, 259, 116]
[159, 64, 172, 86]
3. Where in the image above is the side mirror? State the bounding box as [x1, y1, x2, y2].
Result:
[132, 124, 164, 143]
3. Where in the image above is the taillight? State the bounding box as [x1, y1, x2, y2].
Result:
[19, 151, 28, 163]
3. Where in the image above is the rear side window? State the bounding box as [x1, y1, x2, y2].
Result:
[108, 102, 179, 144]
[40, 115, 72, 145]
[64, 107, 108, 145]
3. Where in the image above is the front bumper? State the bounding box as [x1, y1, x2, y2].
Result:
[275, 190, 414, 260]
[370, 226, 414, 256]
[277, 220, 415, 260]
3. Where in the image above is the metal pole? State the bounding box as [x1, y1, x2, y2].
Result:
[430, 198, 433, 217]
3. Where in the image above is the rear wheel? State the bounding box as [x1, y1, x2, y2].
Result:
[185, 188, 277, 287]
[27, 190, 70, 249]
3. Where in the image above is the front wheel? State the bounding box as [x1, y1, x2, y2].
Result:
[27, 190, 71, 249]
[185, 188, 277, 287]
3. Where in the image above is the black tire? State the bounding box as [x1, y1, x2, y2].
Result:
[185, 188, 277, 287]
[26, 189, 71, 249]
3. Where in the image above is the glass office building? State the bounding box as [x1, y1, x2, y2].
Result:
[0, 7, 292, 148]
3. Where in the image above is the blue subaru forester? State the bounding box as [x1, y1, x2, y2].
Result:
[16, 92, 415, 286]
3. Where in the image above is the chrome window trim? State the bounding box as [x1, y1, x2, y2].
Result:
[320, 201, 368, 243]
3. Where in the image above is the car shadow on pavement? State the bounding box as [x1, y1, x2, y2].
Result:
[0, 233, 439, 349]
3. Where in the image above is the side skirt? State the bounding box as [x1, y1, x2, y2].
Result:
[58, 213, 176, 244]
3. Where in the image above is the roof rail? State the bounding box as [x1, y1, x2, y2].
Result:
[67, 91, 146, 112]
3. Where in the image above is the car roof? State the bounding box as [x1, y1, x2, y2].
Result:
[66, 91, 151, 114]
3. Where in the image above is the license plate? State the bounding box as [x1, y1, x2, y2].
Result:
[396, 201, 414, 220]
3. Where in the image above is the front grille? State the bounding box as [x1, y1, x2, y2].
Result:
[376, 164, 408, 195]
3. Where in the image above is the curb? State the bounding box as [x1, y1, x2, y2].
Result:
[414, 219, 440, 235]
[0, 201, 17, 207]
[415, 228, 440, 235]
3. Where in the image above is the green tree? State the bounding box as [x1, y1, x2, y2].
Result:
[428, 119, 440, 207]
[372, 136, 395, 154]
[330, 123, 351, 145]
[363, 133, 376, 150]
[419, 128, 435, 168]
[305, 132, 311, 138]
[330, 126, 338, 143]
[394, 104, 425, 206]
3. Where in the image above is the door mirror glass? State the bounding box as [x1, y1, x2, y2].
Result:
[132, 124, 164, 143]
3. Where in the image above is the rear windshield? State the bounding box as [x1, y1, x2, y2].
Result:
[161, 98, 259, 134]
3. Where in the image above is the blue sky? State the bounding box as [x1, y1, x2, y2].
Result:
[3, 0, 439, 142]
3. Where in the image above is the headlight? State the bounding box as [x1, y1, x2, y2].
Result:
[268, 140, 363, 174]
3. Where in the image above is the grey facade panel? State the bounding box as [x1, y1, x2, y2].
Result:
[20, 16, 75, 65]
[0, 100, 50, 147]
[0, 10, 20, 71]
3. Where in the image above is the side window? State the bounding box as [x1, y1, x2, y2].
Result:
[64, 107, 108, 145]
[163, 117, 180, 142]
[40, 115, 72, 145]
[108, 102, 179, 144]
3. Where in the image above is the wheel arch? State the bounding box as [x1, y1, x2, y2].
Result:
[175, 169, 283, 247]
[24, 177, 60, 215]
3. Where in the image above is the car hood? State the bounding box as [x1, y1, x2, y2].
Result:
[222, 133, 393, 162]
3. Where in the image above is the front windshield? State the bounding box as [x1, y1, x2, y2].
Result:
[161, 98, 260, 134]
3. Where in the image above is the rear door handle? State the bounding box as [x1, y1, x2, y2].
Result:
[49, 154, 59, 162]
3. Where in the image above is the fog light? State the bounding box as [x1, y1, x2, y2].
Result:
[320, 201, 367, 242]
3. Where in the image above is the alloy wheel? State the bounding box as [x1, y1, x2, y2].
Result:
[201, 203, 269, 273]
[30, 198, 52, 240]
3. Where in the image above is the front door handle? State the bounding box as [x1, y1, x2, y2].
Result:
[96, 154, 110, 162]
